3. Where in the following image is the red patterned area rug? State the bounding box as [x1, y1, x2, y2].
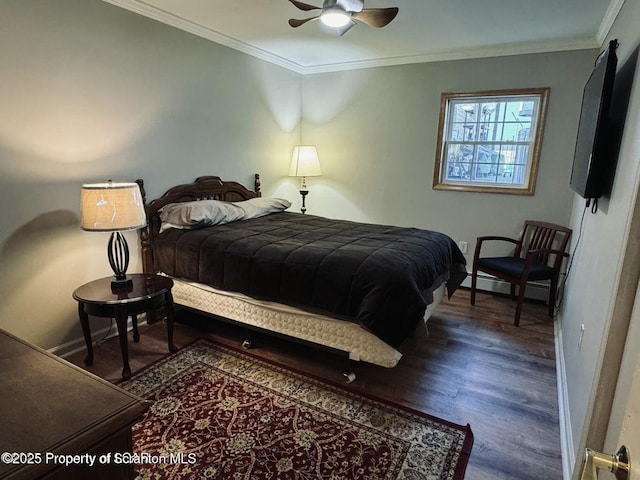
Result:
[120, 339, 473, 479]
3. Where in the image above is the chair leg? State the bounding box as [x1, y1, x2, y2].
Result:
[470, 267, 478, 305]
[548, 277, 558, 317]
[510, 283, 516, 299]
[514, 282, 527, 327]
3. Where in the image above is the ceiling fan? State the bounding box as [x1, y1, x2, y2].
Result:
[288, 0, 399, 36]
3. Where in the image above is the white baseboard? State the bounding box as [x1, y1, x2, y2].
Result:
[460, 272, 550, 301]
[49, 318, 139, 359]
[555, 320, 574, 480]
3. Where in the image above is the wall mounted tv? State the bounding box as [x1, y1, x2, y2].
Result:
[570, 39, 619, 200]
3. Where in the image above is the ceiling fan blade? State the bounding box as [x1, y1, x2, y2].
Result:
[352, 7, 398, 28]
[288, 16, 319, 27]
[336, 0, 363, 12]
[288, 0, 322, 12]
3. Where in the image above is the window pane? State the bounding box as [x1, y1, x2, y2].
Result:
[449, 123, 468, 141]
[450, 122, 477, 141]
[499, 144, 529, 185]
[450, 102, 478, 141]
[475, 145, 500, 181]
[504, 100, 526, 121]
[512, 162, 528, 185]
[452, 103, 477, 123]
[518, 100, 536, 118]
[515, 144, 530, 166]
[444, 144, 473, 181]
[494, 102, 506, 122]
[477, 102, 499, 123]
[446, 162, 473, 182]
[496, 162, 514, 182]
[517, 123, 532, 141]
[478, 122, 503, 141]
[473, 164, 497, 183]
[498, 145, 516, 183]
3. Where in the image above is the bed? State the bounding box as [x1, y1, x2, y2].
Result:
[136, 174, 467, 369]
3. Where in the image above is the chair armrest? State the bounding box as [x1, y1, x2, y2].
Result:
[526, 248, 565, 258]
[473, 236, 518, 261]
[476, 236, 518, 244]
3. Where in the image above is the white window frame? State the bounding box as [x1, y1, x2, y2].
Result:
[433, 88, 550, 195]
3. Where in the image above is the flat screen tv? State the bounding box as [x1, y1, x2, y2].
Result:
[570, 39, 619, 199]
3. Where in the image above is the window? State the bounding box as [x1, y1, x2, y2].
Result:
[433, 88, 549, 195]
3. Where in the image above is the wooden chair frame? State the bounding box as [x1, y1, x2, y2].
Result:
[470, 220, 572, 326]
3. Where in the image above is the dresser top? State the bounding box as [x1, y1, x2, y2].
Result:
[0, 330, 148, 479]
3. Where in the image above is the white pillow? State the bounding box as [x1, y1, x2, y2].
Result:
[234, 197, 291, 219]
[158, 197, 291, 232]
[159, 200, 245, 229]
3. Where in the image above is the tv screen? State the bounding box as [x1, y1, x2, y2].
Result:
[570, 39, 618, 199]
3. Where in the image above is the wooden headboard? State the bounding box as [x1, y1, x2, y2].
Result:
[136, 174, 261, 274]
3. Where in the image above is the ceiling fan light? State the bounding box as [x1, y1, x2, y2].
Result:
[320, 9, 351, 28]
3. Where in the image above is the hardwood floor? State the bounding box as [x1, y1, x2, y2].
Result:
[65, 288, 562, 480]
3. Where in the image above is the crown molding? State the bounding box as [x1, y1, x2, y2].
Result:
[101, 0, 604, 76]
[101, 0, 306, 74]
[596, 0, 626, 45]
[300, 37, 600, 74]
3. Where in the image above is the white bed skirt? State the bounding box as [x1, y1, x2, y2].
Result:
[166, 275, 446, 368]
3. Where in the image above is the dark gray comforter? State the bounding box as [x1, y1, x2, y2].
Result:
[153, 212, 467, 347]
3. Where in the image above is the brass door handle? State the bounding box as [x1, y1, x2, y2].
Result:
[581, 445, 630, 480]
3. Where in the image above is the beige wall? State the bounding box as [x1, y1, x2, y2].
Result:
[558, 0, 640, 477]
[0, 0, 301, 350]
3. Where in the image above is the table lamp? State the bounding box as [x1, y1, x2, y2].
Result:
[289, 145, 322, 214]
[80, 181, 147, 288]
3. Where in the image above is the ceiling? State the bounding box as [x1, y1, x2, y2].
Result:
[103, 0, 624, 74]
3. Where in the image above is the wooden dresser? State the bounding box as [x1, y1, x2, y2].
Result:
[0, 330, 148, 480]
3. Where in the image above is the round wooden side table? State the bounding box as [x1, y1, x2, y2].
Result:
[73, 273, 178, 380]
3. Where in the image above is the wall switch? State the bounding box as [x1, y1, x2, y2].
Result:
[459, 241, 468, 254]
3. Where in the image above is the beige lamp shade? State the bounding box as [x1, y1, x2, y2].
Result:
[80, 182, 146, 232]
[289, 146, 322, 178]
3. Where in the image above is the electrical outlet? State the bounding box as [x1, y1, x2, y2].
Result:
[458, 241, 468, 254]
[578, 324, 585, 350]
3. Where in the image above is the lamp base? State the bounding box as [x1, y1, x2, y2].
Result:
[110, 276, 133, 294]
[300, 189, 309, 214]
[108, 231, 132, 289]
